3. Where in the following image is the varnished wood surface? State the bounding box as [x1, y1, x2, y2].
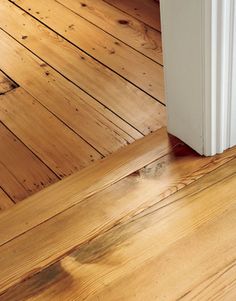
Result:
[0, 128, 177, 247]
[0, 4, 165, 135]
[0, 122, 58, 202]
[0, 141, 236, 299]
[105, 0, 161, 31]
[0, 188, 14, 211]
[2, 2, 235, 300]
[0, 0, 165, 202]
[56, 0, 163, 63]
[0, 88, 102, 177]
[9, 0, 165, 102]
[0, 71, 18, 95]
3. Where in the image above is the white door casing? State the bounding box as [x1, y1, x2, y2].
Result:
[160, 0, 236, 156]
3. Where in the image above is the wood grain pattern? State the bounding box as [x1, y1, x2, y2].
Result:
[0, 188, 14, 212]
[0, 128, 177, 247]
[0, 24, 165, 140]
[105, 0, 161, 31]
[0, 146, 236, 297]
[0, 122, 58, 202]
[56, 0, 163, 64]
[0, 71, 18, 95]
[0, 88, 102, 177]
[0, 30, 148, 155]
[9, 0, 165, 102]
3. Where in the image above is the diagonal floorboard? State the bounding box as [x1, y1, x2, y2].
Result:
[0, 140, 236, 298]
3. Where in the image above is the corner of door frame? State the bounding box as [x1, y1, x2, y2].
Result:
[160, 0, 236, 156]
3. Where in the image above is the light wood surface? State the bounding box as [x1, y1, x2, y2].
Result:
[0, 88, 102, 177]
[0, 122, 58, 202]
[0, 189, 14, 212]
[0, 128, 177, 247]
[56, 0, 163, 63]
[0, 144, 236, 297]
[2, 2, 234, 300]
[0, 28, 144, 151]
[0, 71, 18, 95]
[0, 0, 165, 202]
[105, 0, 161, 31]
[9, 0, 164, 102]
[0, 22, 165, 137]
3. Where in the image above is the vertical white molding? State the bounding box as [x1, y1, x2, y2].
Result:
[161, 0, 236, 156]
[230, 0, 236, 147]
[203, 0, 234, 155]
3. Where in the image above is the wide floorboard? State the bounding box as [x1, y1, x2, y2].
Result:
[0, 133, 235, 300]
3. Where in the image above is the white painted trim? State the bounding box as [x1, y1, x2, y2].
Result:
[160, 0, 236, 156]
[230, 0, 236, 147]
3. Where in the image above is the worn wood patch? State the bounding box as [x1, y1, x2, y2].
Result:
[0, 71, 18, 95]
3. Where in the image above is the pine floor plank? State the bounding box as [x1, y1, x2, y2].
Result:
[0, 188, 14, 212]
[56, 0, 163, 64]
[105, 0, 161, 31]
[0, 88, 102, 178]
[0, 25, 163, 142]
[0, 146, 236, 296]
[0, 122, 58, 203]
[0, 128, 178, 247]
[0, 30, 148, 156]
[9, 0, 165, 102]
[0, 71, 18, 95]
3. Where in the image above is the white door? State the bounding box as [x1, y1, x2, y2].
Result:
[160, 0, 236, 156]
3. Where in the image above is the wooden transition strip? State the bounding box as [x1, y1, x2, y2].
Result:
[0, 127, 177, 247]
[0, 146, 236, 295]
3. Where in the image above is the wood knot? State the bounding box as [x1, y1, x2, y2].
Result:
[118, 20, 129, 25]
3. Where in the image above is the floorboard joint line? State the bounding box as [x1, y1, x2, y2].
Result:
[8, 0, 165, 106]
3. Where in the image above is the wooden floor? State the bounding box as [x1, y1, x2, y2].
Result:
[1, 1, 236, 300]
[0, 0, 165, 204]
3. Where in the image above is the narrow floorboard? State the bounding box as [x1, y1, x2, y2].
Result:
[55, 0, 163, 63]
[0, 71, 18, 95]
[0, 122, 58, 202]
[0, 188, 14, 211]
[8, 0, 164, 102]
[0, 0, 165, 203]
[105, 0, 161, 31]
[0, 88, 102, 177]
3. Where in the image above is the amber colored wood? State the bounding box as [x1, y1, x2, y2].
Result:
[1, 158, 236, 300]
[0, 88, 102, 177]
[56, 0, 163, 64]
[0, 188, 14, 212]
[105, 0, 161, 31]
[0, 143, 235, 294]
[0, 122, 58, 202]
[0, 71, 18, 95]
[0, 32, 148, 155]
[9, 0, 165, 102]
[0, 128, 177, 247]
[0, 28, 165, 142]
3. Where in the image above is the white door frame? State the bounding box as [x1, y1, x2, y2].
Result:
[160, 0, 236, 156]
